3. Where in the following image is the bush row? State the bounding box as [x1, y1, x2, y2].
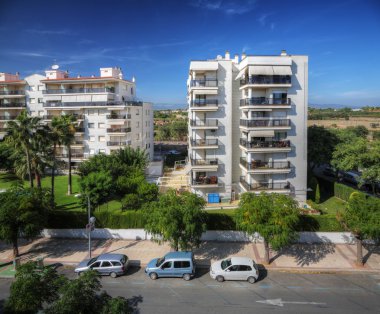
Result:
[47, 209, 343, 232]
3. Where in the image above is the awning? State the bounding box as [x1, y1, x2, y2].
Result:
[249, 65, 274, 76]
[272, 66, 292, 75]
[250, 130, 275, 137]
[192, 89, 218, 95]
[235, 68, 246, 80]
[190, 61, 218, 72]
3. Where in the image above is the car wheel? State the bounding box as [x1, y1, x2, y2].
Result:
[216, 275, 224, 282]
[110, 272, 117, 278]
[149, 272, 158, 280]
[183, 273, 191, 281]
[247, 276, 257, 284]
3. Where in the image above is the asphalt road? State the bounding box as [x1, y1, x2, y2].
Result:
[1, 266, 380, 314]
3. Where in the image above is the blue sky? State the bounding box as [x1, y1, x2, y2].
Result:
[0, 0, 379, 107]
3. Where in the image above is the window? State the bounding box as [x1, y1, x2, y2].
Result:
[98, 123, 105, 129]
[136, 121, 140, 127]
[88, 123, 95, 128]
[174, 261, 190, 268]
[136, 109, 139, 115]
[228, 265, 239, 271]
[99, 149, 106, 154]
[101, 261, 112, 267]
[136, 133, 140, 140]
[98, 136, 105, 142]
[161, 261, 172, 269]
[89, 136, 95, 142]
[29, 85, 36, 91]
[131, 87, 133, 95]
[238, 265, 252, 271]
[38, 85, 44, 91]
[30, 98, 36, 104]
[38, 98, 43, 103]
[90, 262, 101, 268]
[111, 261, 121, 266]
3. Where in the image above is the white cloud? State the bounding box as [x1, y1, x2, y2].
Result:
[190, 0, 257, 15]
[26, 29, 72, 35]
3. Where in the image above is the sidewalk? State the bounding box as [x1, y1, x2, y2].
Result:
[1, 238, 379, 278]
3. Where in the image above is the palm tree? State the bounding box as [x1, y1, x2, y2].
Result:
[59, 115, 77, 195]
[6, 111, 42, 187]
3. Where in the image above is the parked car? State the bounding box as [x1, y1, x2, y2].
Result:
[323, 165, 337, 177]
[145, 251, 195, 280]
[74, 253, 129, 278]
[342, 171, 361, 185]
[210, 257, 259, 284]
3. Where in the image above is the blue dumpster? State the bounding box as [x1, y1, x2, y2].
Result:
[208, 193, 220, 203]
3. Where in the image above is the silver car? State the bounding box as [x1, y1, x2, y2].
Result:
[75, 253, 129, 278]
[210, 257, 259, 284]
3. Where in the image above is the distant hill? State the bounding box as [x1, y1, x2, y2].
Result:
[309, 104, 366, 109]
[153, 103, 187, 110]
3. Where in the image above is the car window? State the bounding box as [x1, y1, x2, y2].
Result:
[90, 261, 101, 268]
[87, 257, 98, 266]
[111, 261, 121, 266]
[101, 261, 112, 267]
[156, 257, 165, 267]
[174, 261, 190, 268]
[221, 258, 232, 270]
[238, 265, 252, 271]
[161, 261, 172, 269]
[229, 265, 239, 271]
[120, 256, 126, 264]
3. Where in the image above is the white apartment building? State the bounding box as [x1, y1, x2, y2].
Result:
[187, 50, 308, 202]
[0, 66, 154, 166]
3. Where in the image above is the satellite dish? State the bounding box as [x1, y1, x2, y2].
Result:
[51, 64, 59, 70]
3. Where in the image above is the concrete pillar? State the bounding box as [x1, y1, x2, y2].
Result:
[248, 88, 252, 98]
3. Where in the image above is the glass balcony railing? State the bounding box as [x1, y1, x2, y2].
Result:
[43, 114, 84, 120]
[107, 142, 127, 146]
[190, 119, 219, 127]
[0, 115, 17, 120]
[240, 158, 290, 170]
[43, 87, 114, 94]
[190, 99, 218, 107]
[240, 119, 290, 128]
[190, 79, 218, 87]
[191, 158, 218, 166]
[0, 90, 25, 95]
[240, 75, 291, 86]
[192, 176, 219, 185]
[106, 114, 127, 119]
[240, 97, 291, 106]
[240, 138, 290, 149]
[190, 139, 218, 146]
[106, 128, 131, 133]
[0, 103, 26, 107]
[240, 177, 291, 191]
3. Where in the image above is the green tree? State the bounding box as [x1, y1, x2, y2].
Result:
[46, 271, 131, 314]
[0, 140, 14, 171]
[235, 193, 300, 264]
[169, 120, 188, 141]
[0, 187, 50, 257]
[113, 146, 148, 171]
[143, 190, 206, 251]
[6, 110, 42, 187]
[5, 262, 65, 314]
[315, 183, 321, 204]
[340, 192, 380, 265]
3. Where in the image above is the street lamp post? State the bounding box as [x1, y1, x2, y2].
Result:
[86, 195, 96, 259]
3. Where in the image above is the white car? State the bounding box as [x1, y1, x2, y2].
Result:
[210, 257, 259, 284]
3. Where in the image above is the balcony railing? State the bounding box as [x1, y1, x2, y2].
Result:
[107, 141, 127, 146]
[75, 128, 85, 133]
[56, 153, 84, 158]
[43, 87, 114, 94]
[44, 114, 84, 120]
[240, 75, 291, 86]
[240, 138, 291, 149]
[106, 128, 131, 133]
[190, 119, 219, 127]
[240, 119, 290, 128]
[0, 116, 17, 120]
[191, 139, 218, 147]
[0, 103, 26, 107]
[240, 177, 291, 191]
[191, 158, 218, 166]
[72, 141, 84, 145]
[0, 90, 25, 95]
[240, 158, 290, 170]
[240, 97, 291, 106]
[190, 79, 218, 87]
[106, 114, 126, 119]
[192, 176, 218, 185]
[190, 99, 218, 107]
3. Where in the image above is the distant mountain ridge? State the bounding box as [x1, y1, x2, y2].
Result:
[153, 103, 187, 110]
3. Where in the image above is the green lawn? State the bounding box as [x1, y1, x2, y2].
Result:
[310, 197, 347, 215]
[205, 208, 236, 216]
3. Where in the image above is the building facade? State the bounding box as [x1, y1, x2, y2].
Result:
[0, 66, 154, 166]
[187, 51, 308, 202]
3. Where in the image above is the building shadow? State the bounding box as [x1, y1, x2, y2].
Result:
[128, 295, 143, 314]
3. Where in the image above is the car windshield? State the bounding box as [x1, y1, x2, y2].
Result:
[221, 258, 232, 270]
[156, 257, 165, 267]
[87, 257, 97, 266]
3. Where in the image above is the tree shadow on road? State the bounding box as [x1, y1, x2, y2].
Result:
[194, 241, 247, 266]
[128, 295, 143, 314]
[363, 244, 380, 264]
[271, 241, 336, 266]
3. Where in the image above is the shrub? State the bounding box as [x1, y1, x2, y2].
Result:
[121, 194, 140, 210]
[204, 213, 236, 230]
[315, 183, 321, 204]
[334, 182, 357, 201]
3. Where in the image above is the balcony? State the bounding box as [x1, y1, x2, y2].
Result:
[240, 75, 291, 88]
[107, 141, 127, 147]
[191, 158, 218, 169]
[106, 128, 131, 134]
[0, 115, 17, 120]
[106, 114, 127, 119]
[189, 79, 218, 95]
[240, 119, 291, 130]
[190, 119, 219, 130]
[75, 128, 85, 133]
[240, 97, 291, 108]
[0, 103, 26, 108]
[190, 138, 219, 149]
[240, 138, 291, 153]
[71, 140, 84, 147]
[0, 90, 25, 95]
[190, 80, 218, 87]
[240, 158, 291, 174]
[44, 101, 124, 108]
[43, 87, 114, 95]
[56, 153, 84, 159]
[240, 177, 291, 193]
[189, 99, 218, 111]
[43, 114, 84, 120]
[191, 175, 220, 188]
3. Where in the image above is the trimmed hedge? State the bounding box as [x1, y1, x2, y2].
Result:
[95, 210, 145, 229]
[334, 183, 357, 202]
